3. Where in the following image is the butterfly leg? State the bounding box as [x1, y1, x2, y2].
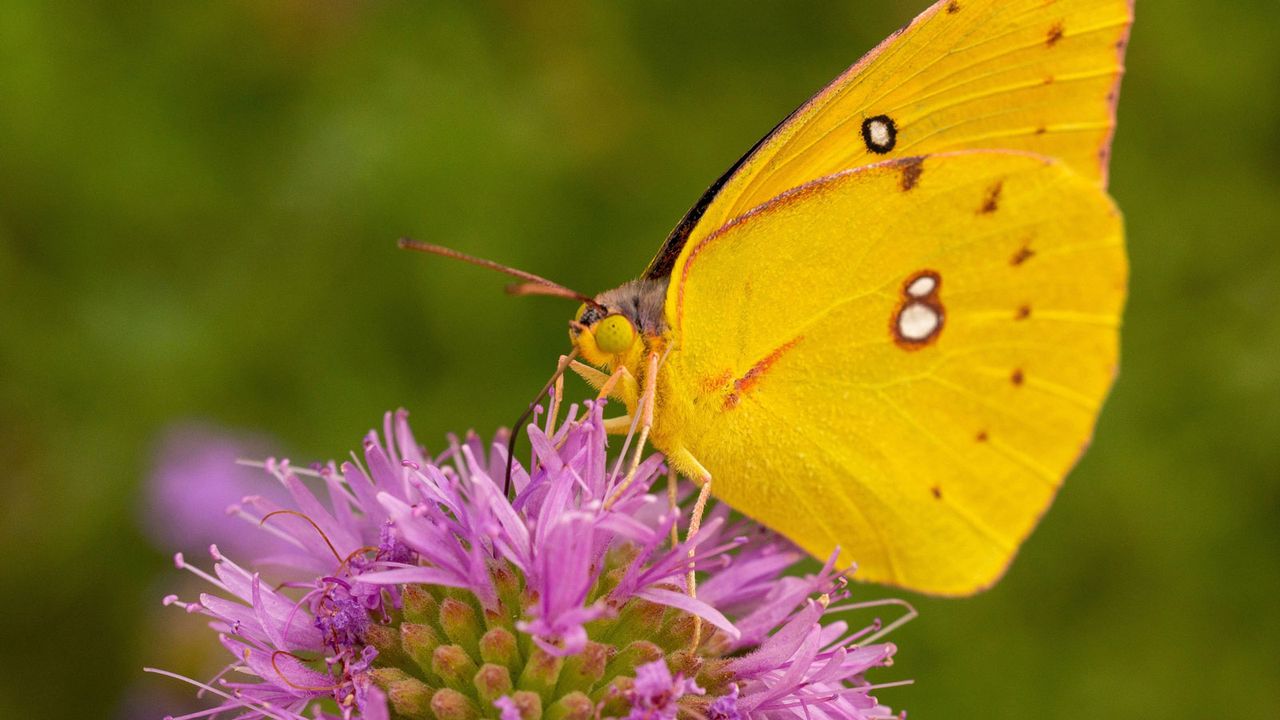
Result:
[546, 356, 567, 436]
[669, 445, 713, 650]
[603, 349, 660, 508]
[569, 359, 611, 389]
[601, 414, 634, 435]
[571, 361, 641, 437]
[570, 360, 641, 439]
[570, 360, 638, 404]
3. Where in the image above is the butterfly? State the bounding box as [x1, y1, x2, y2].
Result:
[404, 0, 1133, 598]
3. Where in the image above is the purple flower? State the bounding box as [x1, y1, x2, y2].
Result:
[627, 659, 704, 719]
[143, 423, 288, 558]
[494, 695, 522, 720]
[150, 402, 910, 719]
[707, 685, 742, 720]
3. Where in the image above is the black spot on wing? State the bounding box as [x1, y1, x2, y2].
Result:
[1011, 243, 1035, 266]
[896, 156, 925, 191]
[979, 180, 1003, 214]
[1047, 21, 1065, 47]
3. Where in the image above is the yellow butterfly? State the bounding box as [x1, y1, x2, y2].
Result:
[406, 0, 1133, 598]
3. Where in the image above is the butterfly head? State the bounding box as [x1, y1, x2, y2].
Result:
[570, 303, 640, 367]
[569, 278, 666, 368]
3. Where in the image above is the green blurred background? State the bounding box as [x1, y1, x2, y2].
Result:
[2, 1, 1277, 717]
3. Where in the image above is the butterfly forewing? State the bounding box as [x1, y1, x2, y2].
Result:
[645, 0, 1131, 279]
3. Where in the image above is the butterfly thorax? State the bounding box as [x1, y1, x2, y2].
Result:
[586, 278, 668, 335]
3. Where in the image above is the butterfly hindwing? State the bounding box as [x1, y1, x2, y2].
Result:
[657, 151, 1125, 594]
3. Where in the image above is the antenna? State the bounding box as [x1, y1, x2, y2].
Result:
[398, 238, 600, 308]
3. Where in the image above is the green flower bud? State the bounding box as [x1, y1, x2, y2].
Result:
[602, 640, 662, 681]
[473, 662, 513, 708]
[429, 688, 479, 720]
[504, 690, 543, 720]
[402, 622, 444, 682]
[440, 597, 482, 658]
[364, 623, 407, 667]
[404, 584, 441, 628]
[516, 647, 563, 702]
[545, 691, 593, 720]
[387, 677, 435, 720]
[555, 641, 610, 696]
[479, 626, 520, 670]
[432, 643, 479, 694]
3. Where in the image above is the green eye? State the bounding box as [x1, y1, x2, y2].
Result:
[575, 303, 588, 323]
[595, 314, 636, 354]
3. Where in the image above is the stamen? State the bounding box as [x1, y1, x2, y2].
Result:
[143, 668, 304, 720]
[447, 433, 469, 483]
[236, 458, 323, 478]
[827, 598, 918, 645]
[260, 510, 343, 564]
[268, 651, 342, 693]
[229, 505, 309, 550]
[337, 545, 379, 574]
[666, 470, 679, 548]
[173, 553, 230, 592]
[853, 679, 916, 692]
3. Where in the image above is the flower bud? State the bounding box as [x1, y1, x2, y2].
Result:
[430, 688, 479, 720]
[404, 583, 440, 627]
[387, 677, 434, 720]
[517, 647, 563, 701]
[545, 691, 593, 720]
[479, 626, 519, 670]
[432, 643, 479, 694]
[473, 663, 513, 707]
[440, 596, 482, 657]
[402, 622, 443, 682]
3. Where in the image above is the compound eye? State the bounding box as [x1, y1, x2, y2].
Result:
[575, 303, 589, 323]
[594, 314, 636, 354]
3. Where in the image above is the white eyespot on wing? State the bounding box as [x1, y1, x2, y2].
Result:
[869, 120, 891, 146]
[894, 270, 944, 349]
[861, 115, 898, 154]
[897, 302, 941, 342]
[906, 275, 937, 298]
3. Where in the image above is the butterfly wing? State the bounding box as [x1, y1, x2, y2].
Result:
[645, 0, 1132, 279]
[657, 151, 1125, 595]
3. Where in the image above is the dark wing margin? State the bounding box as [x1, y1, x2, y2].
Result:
[642, 17, 917, 281]
[642, 98, 809, 280]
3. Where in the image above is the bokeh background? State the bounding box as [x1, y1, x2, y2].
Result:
[2, 1, 1277, 718]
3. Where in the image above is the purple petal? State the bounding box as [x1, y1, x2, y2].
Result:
[634, 587, 740, 640]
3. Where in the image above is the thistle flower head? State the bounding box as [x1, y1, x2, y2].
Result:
[151, 401, 910, 719]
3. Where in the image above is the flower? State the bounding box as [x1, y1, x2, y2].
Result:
[143, 423, 288, 558]
[627, 659, 704, 719]
[149, 400, 910, 719]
